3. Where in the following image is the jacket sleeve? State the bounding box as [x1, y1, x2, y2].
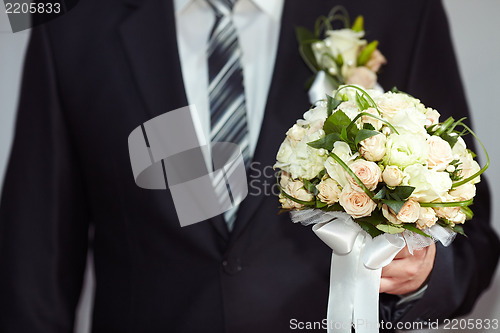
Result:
[0, 25, 90, 332]
[382, 0, 500, 324]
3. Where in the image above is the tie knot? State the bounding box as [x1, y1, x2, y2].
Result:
[207, 0, 235, 16]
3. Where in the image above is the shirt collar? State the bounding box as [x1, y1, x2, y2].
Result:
[175, 0, 283, 21]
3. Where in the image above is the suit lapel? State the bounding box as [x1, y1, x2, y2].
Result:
[119, 0, 230, 241]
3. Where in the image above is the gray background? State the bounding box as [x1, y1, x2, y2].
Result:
[1, 1, 499, 332]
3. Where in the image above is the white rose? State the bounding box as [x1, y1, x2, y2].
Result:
[279, 179, 314, 209]
[449, 183, 476, 201]
[382, 165, 403, 187]
[427, 135, 453, 171]
[416, 207, 438, 229]
[339, 185, 377, 218]
[390, 107, 427, 136]
[336, 101, 360, 121]
[360, 133, 386, 162]
[317, 178, 342, 205]
[384, 134, 429, 169]
[361, 107, 383, 130]
[347, 159, 381, 191]
[324, 29, 366, 76]
[396, 199, 420, 223]
[286, 124, 307, 144]
[324, 142, 358, 188]
[452, 137, 467, 157]
[375, 92, 425, 122]
[302, 104, 329, 125]
[403, 164, 452, 202]
[275, 138, 293, 166]
[274, 129, 327, 180]
[346, 66, 377, 89]
[424, 108, 440, 127]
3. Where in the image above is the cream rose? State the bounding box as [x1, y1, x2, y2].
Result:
[450, 183, 476, 201]
[365, 49, 387, 72]
[317, 178, 342, 205]
[375, 92, 424, 121]
[382, 165, 403, 187]
[279, 179, 314, 209]
[427, 135, 453, 171]
[382, 204, 401, 224]
[339, 186, 377, 218]
[347, 159, 382, 191]
[359, 133, 386, 162]
[346, 66, 377, 89]
[416, 207, 438, 229]
[424, 108, 440, 127]
[396, 199, 420, 223]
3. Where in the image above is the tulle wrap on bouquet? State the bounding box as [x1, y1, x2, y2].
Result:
[290, 210, 456, 333]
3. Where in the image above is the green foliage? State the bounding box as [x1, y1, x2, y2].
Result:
[351, 15, 364, 32]
[376, 223, 405, 234]
[324, 110, 352, 134]
[327, 95, 342, 116]
[357, 40, 378, 66]
[307, 133, 342, 150]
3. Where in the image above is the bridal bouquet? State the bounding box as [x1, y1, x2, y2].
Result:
[274, 85, 488, 333]
[296, 6, 386, 94]
[275, 85, 487, 238]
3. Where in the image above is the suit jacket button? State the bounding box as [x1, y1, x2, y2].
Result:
[222, 257, 242, 275]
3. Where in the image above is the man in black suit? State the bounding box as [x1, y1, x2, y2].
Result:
[0, 0, 498, 332]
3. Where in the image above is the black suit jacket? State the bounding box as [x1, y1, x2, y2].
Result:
[0, 0, 498, 332]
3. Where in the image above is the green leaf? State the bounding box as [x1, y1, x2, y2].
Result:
[324, 110, 352, 134]
[357, 40, 378, 66]
[303, 179, 319, 196]
[295, 27, 320, 72]
[340, 127, 348, 142]
[461, 206, 474, 220]
[376, 223, 405, 234]
[355, 129, 380, 147]
[420, 199, 473, 208]
[356, 210, 385, 226]
[452, 224, 467, 237]
[351, 15, 364, 32]
[327, 95, 342, 116]
[402, 223, 433, 238]
[323, 203, 344, 211]
[381, 199, 405, 215]
[363, 123, 376, 131]
[307, 133, 342, 150]
[390, 86, 401, 93]
[357, 220, 384, 238]
[355, 91, 371, 111]
[392, 186, 415, 201]
[316, 200, 327, 209]
[373, 186, 387, 200]
[440, 132, 459, 149]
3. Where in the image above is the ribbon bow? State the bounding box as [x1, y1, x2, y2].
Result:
[290, 210, 455, 333]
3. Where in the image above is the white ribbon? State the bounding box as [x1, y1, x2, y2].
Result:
[290, 210, 455, 333]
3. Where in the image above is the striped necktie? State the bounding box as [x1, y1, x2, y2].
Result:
[207, 0, 250, 231]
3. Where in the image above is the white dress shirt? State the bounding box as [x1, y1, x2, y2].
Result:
[173, 0, 284, 157]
